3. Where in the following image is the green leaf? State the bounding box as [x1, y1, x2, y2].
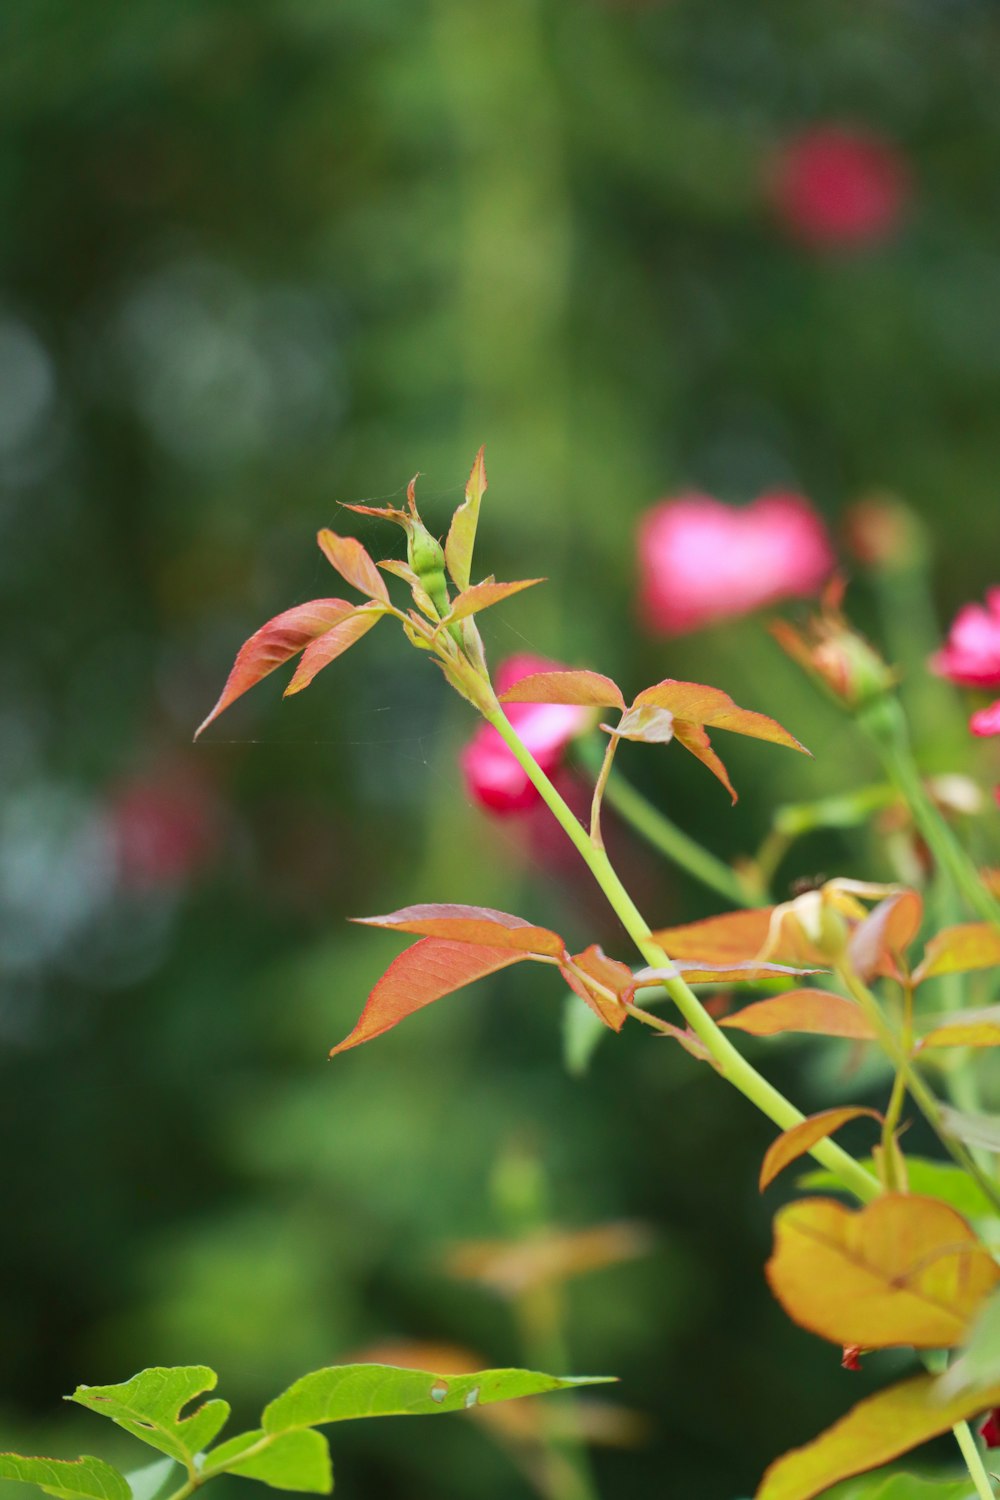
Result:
[797, 1156, 1000, 1224]
[0, 1456, 131, 1500]
[122, 1458, 177, 1500]
[262, 1364, 612, 1431]
[938, 1106, 1000, 1155]
[939, 1283, 1000, 1398]
[69, 1368, 230, 1465]
[821, 1475, 975, 1498]
[562, 992, 609, 1077]
[444, 447, 486, 592]
[204, 1431, 331, 1493]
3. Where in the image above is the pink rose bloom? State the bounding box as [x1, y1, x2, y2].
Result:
[768, 126, 910, 250]
[970, 701, 1000, 738]
[461, 654, 592, 814]
[931, 589, 1000, 689]
[638, 491, 835, 636]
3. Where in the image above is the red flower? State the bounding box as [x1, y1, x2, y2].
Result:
[638, 492, 835, 636]
[768, 126, 910, 250]
[970, 700, 1000, 738]
[932, 589, 1000, 689]
[460, 655, 593, 814]
[106, 764, 221, 890]
[981, 1407, 1000, 1449]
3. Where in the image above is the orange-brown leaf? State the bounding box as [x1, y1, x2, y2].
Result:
[759, 1107, 881, 1191]
[284, 602, 386, 696]
[329, 937, 531, 1055]
[561, 945, 633, 1032]
[634, 962, 817, 990]
[913, 922, 1000, 984]
[672, 718, 738, 802]
[445, 577, 545, 624]
[444, 1222, 654, 1297]
[755, 1371, 1000, 1500]
[720, 990, 877, 1040]
[847, 890, 923, 981]
[498, 669, 626, 711]
[631, 679, 809, 754]
[194, 598, 356, 738]
[765, 1194, 1000, 1350]
[652, 909, 828, 968]
[317, 529, 389, 602]
[353, 904, 565, 957]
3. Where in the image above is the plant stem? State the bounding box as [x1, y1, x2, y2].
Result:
[952, 1418, 997, 1500]
[574, 737, 761, 908]
[485, 704, 879, 1204]
[858, 697, 1000, 927]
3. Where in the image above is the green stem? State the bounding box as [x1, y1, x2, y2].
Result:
[859, 697, 1000, 927]
[485, 704, 880, 1204]
[574, 737, 761, 909]
[952, 1418, 997, 1500]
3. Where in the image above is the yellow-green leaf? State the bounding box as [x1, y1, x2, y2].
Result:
[445, 446, 487, 591]
[759, 1108, 882, 1191]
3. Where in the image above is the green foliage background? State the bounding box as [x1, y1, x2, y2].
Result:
[1, 2, 999, 1496]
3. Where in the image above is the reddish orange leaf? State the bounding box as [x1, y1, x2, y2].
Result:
[759, 1107, 881, 1191]
[444, 1221, 654, 1296]
[755, 1371, 1000, 1500]
[766, 1194, 1000, 1350]
[631, 679, 810, 754]
[498, 670, 626, 711]
[317, 529, 389, 602]
[194, 598, 356, 738]
[847, 890, 922, 981]
[445, 577, 545, 624]
[634, 962, 818, 989]
[913, 922, 1000, 984]
[652, 909, 829, 968]
[284, 602, 386, 696]
[445, 446, 487, 592]
[672, 718, 738, 802]
[560, 945, 634, 1032]
[329, 937, 531, 1055]
[720, 990, 877, 1040]
[353, 904, 565, 958]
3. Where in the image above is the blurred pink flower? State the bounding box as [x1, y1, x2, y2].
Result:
[638, 491, 835, 635]
[107, 763, 221, 890]
[768, 126, 910, 250]
[461, 654, 593, 814]
[970, 700, 1000, 738]
[931, 589, 1000, 689]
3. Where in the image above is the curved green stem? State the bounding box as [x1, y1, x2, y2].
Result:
[485, 704, 879, 1204]
[574, 737, 762, 909]
[952, 1419, 997, 1500]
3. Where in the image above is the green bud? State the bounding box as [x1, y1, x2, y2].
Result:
[407, 521, 451, 620]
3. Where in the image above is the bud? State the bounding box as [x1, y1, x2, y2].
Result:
[843, 493, 927, 573]
[407, 517, 451, 620]
[771, 577, 897, 710]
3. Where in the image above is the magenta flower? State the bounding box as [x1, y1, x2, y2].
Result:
[638, 491, 835, 636]
[461, 654, 593, 814]
[931, 589, 1000, 689]
[767, 125, 910, 251]
[970, 700, 1000, 738]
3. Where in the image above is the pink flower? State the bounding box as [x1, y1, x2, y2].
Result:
[931, 589, 1000, 689]
[768, 126, 910, 250]
[460, 654, 593, 814]
[638, 491, 835, 636]
[106, 763, 221, 890]
[970, 700, 1000, 738]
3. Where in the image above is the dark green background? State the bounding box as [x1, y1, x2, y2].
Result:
[2, 2, 999, 1496]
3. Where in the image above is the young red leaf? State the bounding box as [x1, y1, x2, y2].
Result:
[560, 945, 633, 1032]
[195, 598, 357, 738]
[720, 990, 877, 1040]
[330, 937, 532, 1055]
[759, 1107, 882, 1191]
[631, 679, 810, 754]
[651, 908, 829, 968]
[445, 446, 487, 592]
[498, 670, 626, 711]
[755, 1371, 1000, 1500]
[766, 1194, 1000, 1350]
[317, 530, 389, 603]
[847, 890, 922, 980]
[352, 904, 565, 957]
[445, 577, 545, 624]
[671, 718, 738, 801]
[913, 922, 1000, 984]
[633, 962, 819, 989]
[284, 602, 387, 696]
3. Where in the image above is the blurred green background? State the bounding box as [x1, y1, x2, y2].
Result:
[2, 2, 1000, 1496]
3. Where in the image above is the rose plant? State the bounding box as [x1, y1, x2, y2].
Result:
[7, 452, 1000, 1500]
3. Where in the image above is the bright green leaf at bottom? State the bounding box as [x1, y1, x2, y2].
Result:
[820, 1472, 975, 1498]
[69, 1368, 229, 1466]
[204, 1430, 331, 1493]
[262, 1364, 612, 1432]
[0, 1455, 130, 1500]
